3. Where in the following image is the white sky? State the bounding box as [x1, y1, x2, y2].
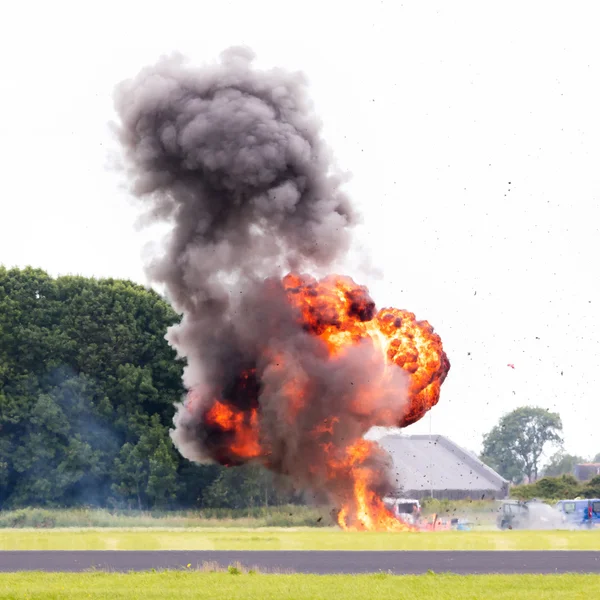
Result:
[1, 1, 599, 461]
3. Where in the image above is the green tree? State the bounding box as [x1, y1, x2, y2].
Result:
[112, 415, 180, 509]
[543, 452, 585, 477]
[147, 439, 179, 508]
[0, 266, 187, 508]
[112, 442, 147, 509]
[480, 406, 563, 483]
[593, 453, 600, 463]
[202, 464, 285, 509]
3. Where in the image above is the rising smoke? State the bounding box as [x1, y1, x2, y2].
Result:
[113, 47, 438, 519]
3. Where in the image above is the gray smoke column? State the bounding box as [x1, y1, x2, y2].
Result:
[113, 47, 429, 527]
[114, 46, 355, 308]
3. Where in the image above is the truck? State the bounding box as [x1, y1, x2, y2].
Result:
[496, 498, 564, 530]
[496, 499, 531, 530]
[553, 498, 600, 528]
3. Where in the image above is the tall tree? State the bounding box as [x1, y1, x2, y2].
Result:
[480, 406, 563, 483]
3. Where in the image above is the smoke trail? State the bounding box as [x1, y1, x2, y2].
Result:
[114, 47, 448, 525]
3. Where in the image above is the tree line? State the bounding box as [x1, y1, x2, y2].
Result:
[0, 267, 298, 509]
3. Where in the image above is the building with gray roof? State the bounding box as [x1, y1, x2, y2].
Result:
[378, 433, 509, 500]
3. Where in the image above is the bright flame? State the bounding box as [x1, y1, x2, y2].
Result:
[204, 401, 262, 462]
[324, 440, 417, 532]
[283, 274, 449, 427]
[195, 273, 449, 531]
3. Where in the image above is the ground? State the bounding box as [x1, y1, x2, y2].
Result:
[1, 528, 600, 551]
[0, 572, 599, 600]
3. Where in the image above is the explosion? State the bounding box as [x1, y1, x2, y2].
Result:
[114, 47, 450, 531]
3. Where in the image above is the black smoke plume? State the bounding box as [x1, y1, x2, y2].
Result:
[113, 47, 408, 511]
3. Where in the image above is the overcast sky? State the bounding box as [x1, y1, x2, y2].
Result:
[1, 1, 599, 461]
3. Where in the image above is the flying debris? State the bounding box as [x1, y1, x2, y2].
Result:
[113, 47, 451, 532]
[507, 363, 515, 369]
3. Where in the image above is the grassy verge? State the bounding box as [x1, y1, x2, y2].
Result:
[0, 502, 500, 529]
[2, 528, 600, 551]
[0, 572, 598, 600]
[0, 506, 332, 529]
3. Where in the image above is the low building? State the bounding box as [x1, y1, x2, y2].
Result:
[574, 463, 600, 482]
[377, 433, 509, 500]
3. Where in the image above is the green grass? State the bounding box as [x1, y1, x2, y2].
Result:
[1, 528, 600, 551]
[0, 506, 332, 529]
[0, 502, 500, 530]
[0, 572, 598, 600]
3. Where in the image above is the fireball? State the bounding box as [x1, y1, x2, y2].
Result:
[197, 273, 450, 531]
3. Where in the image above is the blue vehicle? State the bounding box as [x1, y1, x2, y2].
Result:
[554, 498, 600, 528]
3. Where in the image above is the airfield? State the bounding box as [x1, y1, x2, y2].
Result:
[1, 525, 600, 599]
[2, 527, 600, 574]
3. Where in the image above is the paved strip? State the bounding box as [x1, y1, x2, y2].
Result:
[1, 551, 600, 574]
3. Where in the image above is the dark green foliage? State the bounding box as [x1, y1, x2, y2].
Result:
[0, 266, 267, 509]
[202, 465, 302, 509]
[511, 475, 581, 500]
[582, 476, 600, 498]
[511, 474, 600, 501]
[480, 406, 563, 483]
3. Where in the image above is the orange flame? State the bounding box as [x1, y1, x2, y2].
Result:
[322, 439, 417, 531]
[196, 272, 449, 531]
[283, 274, 449, 427]
[204, 401, 262, 461]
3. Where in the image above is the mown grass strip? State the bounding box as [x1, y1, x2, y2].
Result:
[1, 572, 599, 600]
[1, 528, 600, 551]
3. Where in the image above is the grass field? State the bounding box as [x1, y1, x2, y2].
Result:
[1, 527, 600, 551]
[0, 504, 498, 529]
[0, 572, 598, 599]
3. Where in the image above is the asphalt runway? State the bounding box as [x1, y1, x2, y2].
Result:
[1, 551, 600, 574]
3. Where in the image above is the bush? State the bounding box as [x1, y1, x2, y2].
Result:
[583, 476, 600, 498]
[511, 475, 582, 501]
[0, 508, 58, 528]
